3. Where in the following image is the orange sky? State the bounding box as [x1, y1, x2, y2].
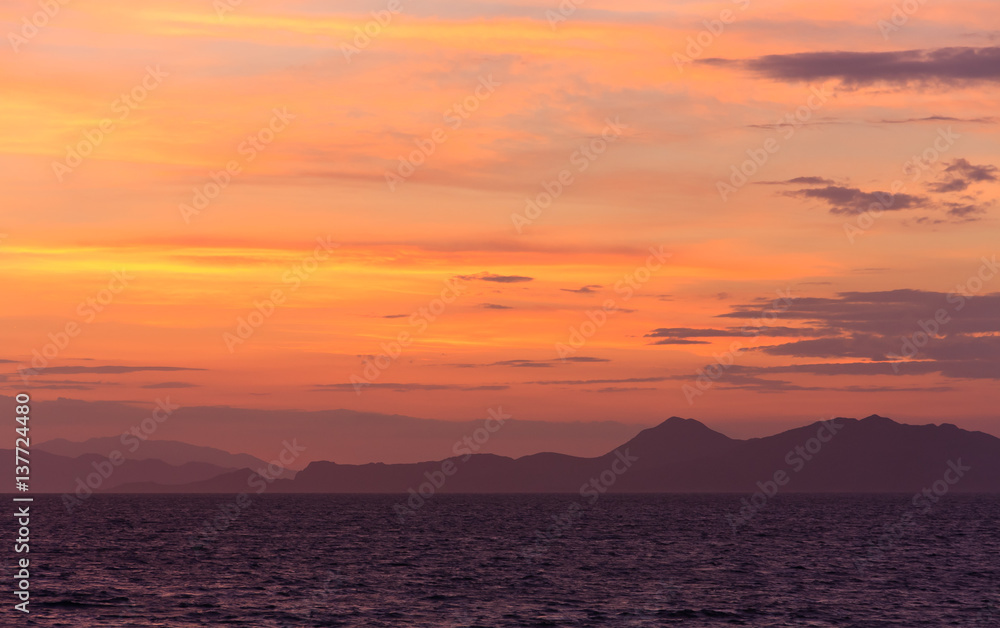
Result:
[2, 0, 999, 446]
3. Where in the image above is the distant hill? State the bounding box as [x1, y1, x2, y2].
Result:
[0, 449, 237, 493]
[35, 436, 297, 478]
[12, 415, 1000, 494]
[288, 415, 1000, 494]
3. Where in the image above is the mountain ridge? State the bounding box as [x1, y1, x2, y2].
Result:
[10, 415, 1000, 494]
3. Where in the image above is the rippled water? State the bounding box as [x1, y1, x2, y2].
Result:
[9, 494, 1000, 626]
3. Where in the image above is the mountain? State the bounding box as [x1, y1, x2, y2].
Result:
[0, 449, 238, 493]
[286, 415, 1000, 494]
[35, 436, 297, 478]
[13, 415, 1000, 493]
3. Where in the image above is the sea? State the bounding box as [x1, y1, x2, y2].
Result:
[7, 494, 999, 626]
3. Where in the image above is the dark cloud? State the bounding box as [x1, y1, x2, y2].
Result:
[708, 373, 823, 393]
[710, 372, 954, 393]
[491, 359, 555, 368]
[457, 272, 533, 283]
[929, 158, 999, 193]
[712, 289, 1000, 379]
[650, 338, 711, 345]
[757, 176, 835, 186]
[480, 303, 513, 309]
[646, 326, 823, 340]
[483, 274, 532, 283]
[593, 387, 658, 393]
[561, 285, 602, 294]
[532, 376, 670, 386]
[141, 382, 200, 389]
[646, 327, 733, 338]
[876, 115, 997, 124]
[748, 120, 837, 131]
[381, 314, 408, 319]
[783, 185, 926, 215]
[759, 334, 904, 361]
[945, 202, 993, 219]
[314, 383, 509, 393]
[721, 289, 1000, 335]
[0, 379, 119, 391]
[19, 365, 204, 376]
[779, 160, 995, 221]
[716, 46, 1000, 85]
[450, 357, 608, 368]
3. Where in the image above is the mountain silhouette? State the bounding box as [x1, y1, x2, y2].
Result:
[36, 436, 299, 477]
[10, 415, 1000, 493]
[288, 415, 1000, 494]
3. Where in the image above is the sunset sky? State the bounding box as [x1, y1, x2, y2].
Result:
[2, 0, 999, 457]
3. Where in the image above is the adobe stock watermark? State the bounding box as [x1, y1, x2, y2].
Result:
[545, 0, 586, 30]
[555, 246, 669, 360]
[672, 0, 751, 71]
[213, 0, 243, 20]
[7, 0, 72, 53]
[180, 108, 295, 224]
[855, 458, 971, 573]
[876, 0, 928, 40]
[350, 276, 468, 394]
[188, 439, 306, 549]
[717, 86, 830, 201]
[51, 66, 169, 182]
[384, 75, 501, 191]
[511, 116, 627, 233]
[844, 127, 960, 243]
[340, 0, 407, 61]
[887, 255, 997, 371]
[223, 236, 337, 352]
[725, 418, 843, 532]
[682, 287, 794, 405]
[393, 407, 510, 522]
[17, 270, 135, 383]
[521, 448, 639, 560]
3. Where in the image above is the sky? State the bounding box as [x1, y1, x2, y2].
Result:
[2, 0, 999, 458]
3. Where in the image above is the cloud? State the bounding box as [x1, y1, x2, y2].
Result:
[783, 185, 927, 215]
[449, 356, 608, 368]
[650, 338, 711, 345]
[758, 334, 904, 361]
[646, 327, 734, 338]
[877, 116, 997, 125]
[712, 289, 1000, 379]
[491, 359, 555, 368]
[757, 177, 835, 186]
[646, 326, 823, 341]
[531, 376, 670, 386]
[457, 272, 533, 283]
[945, 202, 993, 219]
[481, 303, 513, 309]
[18, 365, 204, 376]
[141, 382, 200, 389]
[715, 46, 1000, 86]
[314, 383, 510, 393]
[929, 158, 999, 193]
[0, 379, 119, 391]
[561, 284, 603, 294]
